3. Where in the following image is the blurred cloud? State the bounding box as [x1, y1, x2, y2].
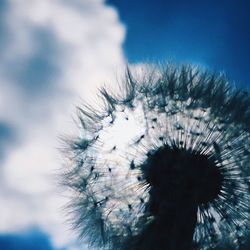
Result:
[0, 123, 15, 160]
[0, 0, 125, 249]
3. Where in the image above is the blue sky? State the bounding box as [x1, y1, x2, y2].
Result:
[108, 0, 250, 87]
[0, 0, 249, 250]
[0, 229, 56, 250]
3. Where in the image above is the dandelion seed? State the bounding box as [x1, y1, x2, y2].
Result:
[62, 64, 250, 250]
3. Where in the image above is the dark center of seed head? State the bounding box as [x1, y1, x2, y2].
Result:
[134, 146, 224, 249]
[142, 145, 223, 215]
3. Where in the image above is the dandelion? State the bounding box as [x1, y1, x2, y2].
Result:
[62, 64, 250, 250]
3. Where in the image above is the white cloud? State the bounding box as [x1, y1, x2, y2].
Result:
[0, 0, 125, 249]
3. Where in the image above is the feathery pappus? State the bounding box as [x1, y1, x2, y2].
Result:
[62, 64, 250, 250]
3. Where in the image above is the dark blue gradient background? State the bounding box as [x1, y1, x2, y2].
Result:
[108, 0, 250, 87]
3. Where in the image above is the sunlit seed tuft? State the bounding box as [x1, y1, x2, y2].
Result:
[62, 64, 250, 250]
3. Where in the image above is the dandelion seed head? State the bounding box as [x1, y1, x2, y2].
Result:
[63, 64, 250, 249]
